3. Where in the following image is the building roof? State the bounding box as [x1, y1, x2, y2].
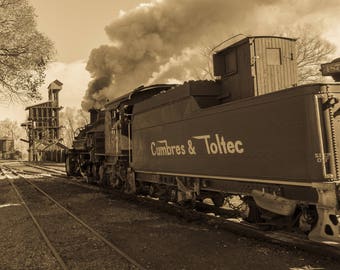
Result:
[35, 141, 68, 151]
[48, 79, 63, 91]
[43, 141, 68, 150]
[25, 100, 53, 110]
[215, 35, 297, 54]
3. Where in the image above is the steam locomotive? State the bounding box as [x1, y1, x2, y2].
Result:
[66, 36, 340, 243]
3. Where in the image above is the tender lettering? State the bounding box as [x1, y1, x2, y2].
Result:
[150, 134, 245, 157]
[150, 140, 186, 156]
[234, 140, 244, 153]
[193, 134, 245, 155]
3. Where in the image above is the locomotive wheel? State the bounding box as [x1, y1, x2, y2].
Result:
[65, 155, 80, 176]
[135, 181, 143, 194]
[169, 188, 178, 202]
[92, 164, 98, 180]
[148, 184, 156, 196]
[98, 165, 105, 186]
[65, 156, 72, 176]
[111, 165, 127, 191]
[80, 167, 89, 183]
[108, 172, 116, 188]
[212, 194, 225, 208]
[110, 177, 121, 190]
[240, 197, 262, 223]
[298, 206, 318, 233]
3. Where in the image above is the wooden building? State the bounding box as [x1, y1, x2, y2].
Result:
[0, 137, 14, 159]
[22, 80, 68, 162]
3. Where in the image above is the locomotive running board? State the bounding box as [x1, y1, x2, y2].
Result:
[135, 170, 313, 187]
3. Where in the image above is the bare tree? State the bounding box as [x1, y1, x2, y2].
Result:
[0, 0, 55, 103]
[293, 26, 336, 84]
[77, 109, 90, 126]
[193, 46, 215, 81]
[60, 108, 76, 147]
[60, 107, 89, 147]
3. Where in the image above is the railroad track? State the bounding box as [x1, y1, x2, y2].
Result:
[0, 160, 66, 177]
[23, 162, 66, 176]
[54, 175, 340, 262]
[3, 162, 340, 263]
[0, 165, 146, 270]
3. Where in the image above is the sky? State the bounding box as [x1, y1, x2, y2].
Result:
[1, 0, 340, 123]
[0, 0, 146, 123]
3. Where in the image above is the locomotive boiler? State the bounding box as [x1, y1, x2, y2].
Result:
[66, 36, 340, 244]
[65, 109, 105, 177]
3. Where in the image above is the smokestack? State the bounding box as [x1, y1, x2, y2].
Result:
[89, 108, 99, 124]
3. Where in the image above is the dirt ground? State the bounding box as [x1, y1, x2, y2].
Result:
[0, 178, 60, 270]
[1, 169, 340, 269]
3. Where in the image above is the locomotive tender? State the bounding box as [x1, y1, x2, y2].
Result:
[66, 36, 340, 243]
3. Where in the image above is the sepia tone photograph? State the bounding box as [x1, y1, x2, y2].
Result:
[1, 0, 340, 269]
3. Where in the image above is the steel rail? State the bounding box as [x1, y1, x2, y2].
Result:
[9, 164, 340, 264]
[24, 162, 66, 175]
[12, 165, 340, 262]
[55, 174, 340, 260]
[7, 166, 146, 270]
[3, 169, 68, 270]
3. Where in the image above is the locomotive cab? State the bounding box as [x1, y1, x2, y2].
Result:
[213, 36, 297, 102]
[102, 84, 176, 189]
